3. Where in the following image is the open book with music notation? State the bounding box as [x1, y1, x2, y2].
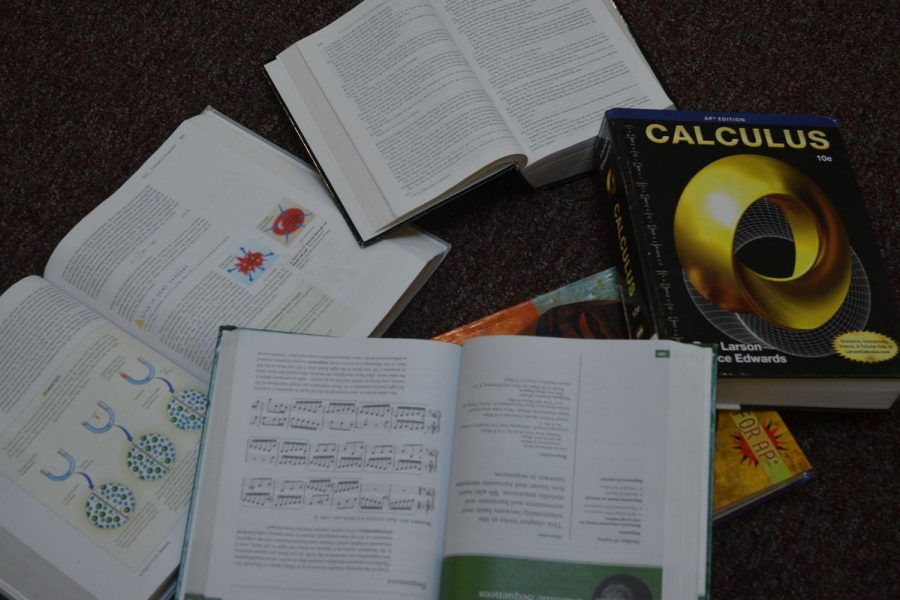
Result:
[177, 328, 715, 600]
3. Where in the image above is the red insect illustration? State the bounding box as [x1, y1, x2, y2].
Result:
[268, 205, 307, 242]
[228, 247, 274, 282]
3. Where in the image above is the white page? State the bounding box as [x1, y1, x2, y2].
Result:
[433, 0, 671, 165]
[445, 337, 668, 562]
[292, 0, 525, 221]
[180, 331, 461, 600]
[43, 110, 446, 382]
[442, 336, 712, 599]
[0, 277, 204, 600]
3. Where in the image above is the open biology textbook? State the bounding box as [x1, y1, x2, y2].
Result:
[178, 330, 715, 600]
[0, 109, 448, 600]
[266, 0, 672, 244]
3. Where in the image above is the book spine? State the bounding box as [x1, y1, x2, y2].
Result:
[597, 121, 663, 340]
[262, 67, 373, 247]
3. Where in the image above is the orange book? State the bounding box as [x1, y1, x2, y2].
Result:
[434, 267, 631, 344]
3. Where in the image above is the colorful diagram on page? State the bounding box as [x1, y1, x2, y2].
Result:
[41, 449, 137, 530]
[81, 401, 177, 481]
[120, 356, 209, 432]
[225, 243, 276, 285]
[0, 325, 203, 570]
[259, 199, 315, 246]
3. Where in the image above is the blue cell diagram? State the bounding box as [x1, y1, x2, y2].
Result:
[82, 401, 176, 481]
[41, 449, 136, 530]
[119, 357, 209, 431]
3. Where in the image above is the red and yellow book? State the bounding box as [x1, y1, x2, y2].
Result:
[713, 410, 813, 522]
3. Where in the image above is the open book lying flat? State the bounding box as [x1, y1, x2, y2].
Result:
[265, 0, 672, 244]
[0, 109, 447, 600]
[178, 330, 715, 599]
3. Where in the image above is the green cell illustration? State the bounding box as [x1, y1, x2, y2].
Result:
[121, 357, 208, 432]
[42, 449, 137, 530]
[82, 401, 176, 481]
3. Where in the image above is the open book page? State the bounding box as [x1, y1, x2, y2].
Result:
[0, 277, 204, 600]
[432, 0, 671, 184]
[441, 336, 713, 599]
[279, 0, 526, 232]
[179, 330, 461, 600]
[43, 110, 447, 382]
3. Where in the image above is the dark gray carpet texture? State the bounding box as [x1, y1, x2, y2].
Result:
[2, 2, 898, 598]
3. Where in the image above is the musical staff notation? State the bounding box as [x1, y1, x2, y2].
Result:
[245, 437, 438, 473]
[249, 399, 441, 434]
[240, 477, 436, 513]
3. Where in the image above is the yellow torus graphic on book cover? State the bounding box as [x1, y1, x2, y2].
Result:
[671, 153, 896, 361]
[674, 154, 851, 330]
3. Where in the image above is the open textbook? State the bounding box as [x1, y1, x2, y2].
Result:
[265, 0, 671, 244]
[178, 330, 715, 600]
[0, 109, 448, 600]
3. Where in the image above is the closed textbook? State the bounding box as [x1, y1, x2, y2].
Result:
[599, 108, 900, 409]
[433, 267, 630, 344]
[712, 410, 813, 523]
